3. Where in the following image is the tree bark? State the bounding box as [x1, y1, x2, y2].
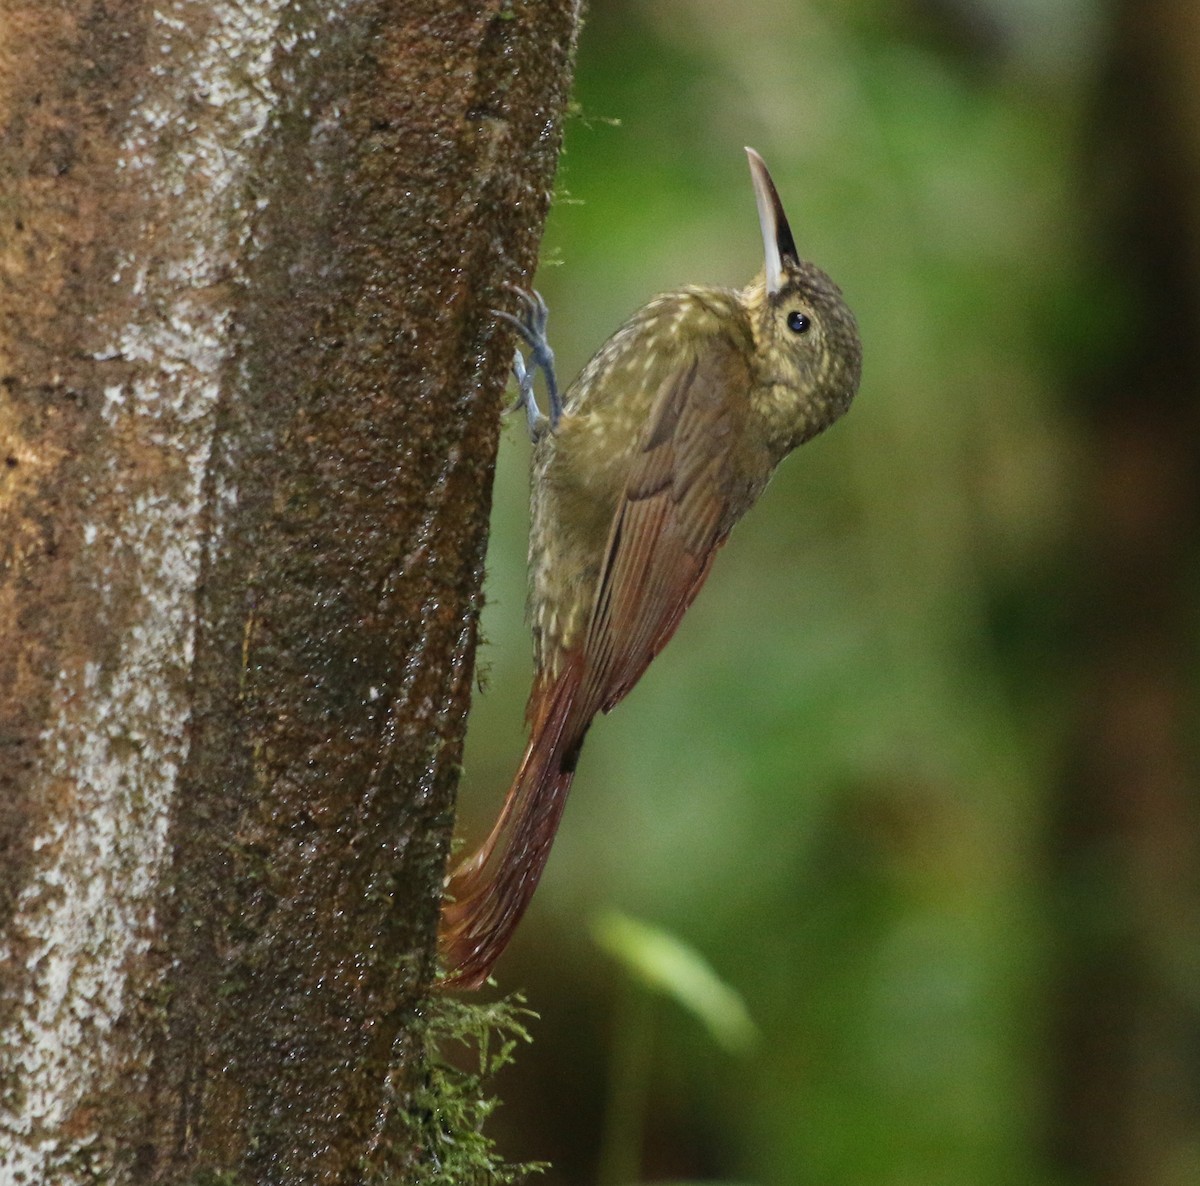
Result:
[0, 1, 579, 1181]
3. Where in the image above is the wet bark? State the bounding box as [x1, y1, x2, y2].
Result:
[0, 1, 579, 1182]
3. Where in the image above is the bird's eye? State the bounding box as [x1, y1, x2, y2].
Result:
[787, 311, 812, 334]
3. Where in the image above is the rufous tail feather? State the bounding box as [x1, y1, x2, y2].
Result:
[438, 660, 586, 989]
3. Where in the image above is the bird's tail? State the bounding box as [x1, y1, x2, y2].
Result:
[438, 661, 586, 989]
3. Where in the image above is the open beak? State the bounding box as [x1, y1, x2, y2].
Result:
[746, 147, 800, 297]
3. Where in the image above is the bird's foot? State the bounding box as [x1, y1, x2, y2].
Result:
[507, 348, 547, 441]
[494, 285, 562, 441]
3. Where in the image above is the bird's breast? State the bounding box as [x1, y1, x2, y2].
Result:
[525, 289, 752, 674]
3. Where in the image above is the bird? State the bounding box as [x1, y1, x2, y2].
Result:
[439, 148, 862, 989]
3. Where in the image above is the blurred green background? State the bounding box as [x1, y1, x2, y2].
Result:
[455, 1, 1200, 1183]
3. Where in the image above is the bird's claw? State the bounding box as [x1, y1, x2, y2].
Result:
[494, 285, 561, 441]
[506, 349, 548, 441]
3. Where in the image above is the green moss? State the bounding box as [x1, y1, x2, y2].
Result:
[405, 992, 546, 1186]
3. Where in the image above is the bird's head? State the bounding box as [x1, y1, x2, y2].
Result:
[743, 148, 862, 446]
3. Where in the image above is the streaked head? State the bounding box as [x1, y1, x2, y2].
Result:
[743, 148, 862, 442]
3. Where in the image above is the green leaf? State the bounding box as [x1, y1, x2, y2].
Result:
[592, 912, 758, 1055]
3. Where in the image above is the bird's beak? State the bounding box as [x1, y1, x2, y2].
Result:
[746, 147, 800, 297]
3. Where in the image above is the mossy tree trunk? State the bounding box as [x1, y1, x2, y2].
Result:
[0, 1, 579, 1181]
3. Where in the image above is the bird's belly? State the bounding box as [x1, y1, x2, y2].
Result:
[527, 413, 634, 673]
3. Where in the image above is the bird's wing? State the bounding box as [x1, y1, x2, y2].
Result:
[440, 339, 753, 987]
[578, 337, 751, 719]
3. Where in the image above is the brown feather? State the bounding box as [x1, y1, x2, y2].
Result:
[579, 340, 749, 717]
[439, 658, 586, 989]
[439, 338, 753, 988]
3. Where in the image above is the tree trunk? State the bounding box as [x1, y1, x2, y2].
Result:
[0, 1, 579, 1181]
[1049, 2, 1200, 1182]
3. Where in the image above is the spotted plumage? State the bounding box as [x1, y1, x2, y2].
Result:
[440, 150, 862, 988]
